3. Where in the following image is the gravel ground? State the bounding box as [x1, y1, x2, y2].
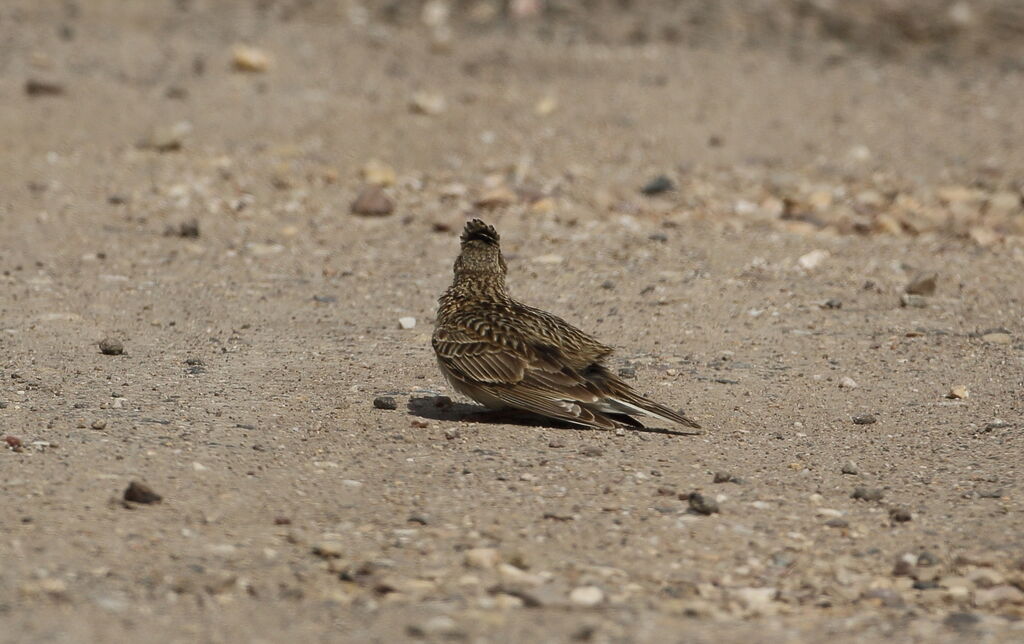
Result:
[2, 2, 1023, 642]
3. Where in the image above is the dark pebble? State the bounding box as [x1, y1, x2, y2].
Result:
[547, 438, 565, 448]
[825, 518, 849, 528]
[648, 232, 668, 243]
[313, 295, 337, 304]
[165, 219, 200, 238]
[274, 516, 292, 525]
[905, 272, 937, 296]
[123, 481, 162, 504]
[98, 337, 124, 355]
[107, 194, 127, 205]
[407, 514, 429, 525]
[892, 559, 914, 576]
[821, 298, 843, 309]
[686, 492, 719, 515]
[580, 446, 604, 457]
[852, 414, 877, 425]
[185, 357, 205, 366]
[600, 280, 615, 290]
[889, 507, 912, 522]
[5, 435, 24, 451]
[617, 366, 636, 379]
[640, 175, 674, 196]
[943, 612, 980, 631]
[913, 579, 940, 590]
[373, 396, 397, 410]
[25, 79, 65, 96]
[978, 489, 1003, 498]
[852, 487, 884, 502]
[713, 471, 740, 484]
[917, 551, 939, 567]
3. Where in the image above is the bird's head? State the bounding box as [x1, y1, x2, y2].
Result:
[454, 218, 507, 284]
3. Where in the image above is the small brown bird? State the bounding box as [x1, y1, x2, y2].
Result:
[432, 219, 702, 432]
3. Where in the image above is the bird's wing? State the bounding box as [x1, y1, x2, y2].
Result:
[432, 326, 525, 384]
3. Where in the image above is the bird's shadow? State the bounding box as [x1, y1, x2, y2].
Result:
[407, 396, 702, 437]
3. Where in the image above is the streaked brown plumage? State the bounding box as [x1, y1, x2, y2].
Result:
[432, 219, 702, 432]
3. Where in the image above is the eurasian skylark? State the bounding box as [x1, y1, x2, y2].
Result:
[432, 219, 702, 432]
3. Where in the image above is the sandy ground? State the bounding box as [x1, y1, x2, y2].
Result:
[2, 2, 1024, 642]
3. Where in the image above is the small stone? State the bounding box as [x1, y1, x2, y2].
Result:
[686, 492, 719, 515]
[360, 160, 396, 186]
[25, 79, 65, 96]
[444, 428, 460, 440]
[532, 254, 564, 265]
[535, 95, 558, 116]
[825, 518, 849, 528]
[984, 419, 1010, 431]
[841, 460, 859, 475]
[640, 175, 674, 196]
[98, 337, 124, 355]
[943, 612, 980, 631]
[617, 366, 636, 379]
[407, 615, 462, 638]
[822, 298, 843, 309]
[398, 317, 416, 330]
[410, 91, 446, 115]
[852, 487, 884, 502]
[547, 439, 565, 448]
[350, 185, 394, 216]
[140, 121, 191, 152]
[91, 419, 107, 430]
[893, 557, 915, 576]
[123, 481, 162, 504]
[474, 187, 518, 209]
[890, 507, 912, 523]
[165, 219, 200, 238]
[981, 332, 1012, 345]
[946, 386, 969, 400]
[852, 414, 876, 425]
[231, 44, 271, 72]
[732, 587, 777, 614]
[917, 551, 940, 567]
[580, 446, 604, 457]
[974, 585, 1024, 608]
[312, 541, 344, 559]
[839, 377, 858, 389]
[569, 586, 604, 607]
[373, 396, 397, 410]
[900, 293, 928, 308]
[905, 273, 937, 296]
[713, 472, 739, 484]
[5, 435, 24, 451]
[464, 548, 500, 570]
[798, 249, 829, 270]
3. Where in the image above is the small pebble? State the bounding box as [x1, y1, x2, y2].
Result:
[686, 492, 719, 515]
[547, 438, 565, 448]
[373, 396, 397, 410]
[640, 175, 674, 195]
[852, 487, 884, 502]
[231, 44, 272, 72]
[946, 386, 969, 400]
[713, 471, 740, 484]
[889, 507, 912, 523]
[311, 541, 344, 559]
[91, 419, 107, 430]
[5, 435, 24, 451]
[409, 90, 446, 115]
[852, 414, 876, 425]
[398, 317, 416, 330]
[569, 586, 604, 607]
[25, 79, 65, 96]
[464, 548, 500, 570]
[580, 446, 604, 457]
[917, 551, 939, 567]
[900, 293, 928, 308]
[839, 377, 858, 389]
[905, 272, 937, 296]
[351, 185, 395, 216]
[123, 481, 162, 505]
[841, 460, 859, 475]
[98, 337, 124, 355]
[825, 518, 849, 528]
[617, 366, 636, 379]
[821, 298, 843, 309]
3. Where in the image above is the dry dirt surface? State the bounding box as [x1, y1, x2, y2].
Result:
[2, 1, 1024, 642]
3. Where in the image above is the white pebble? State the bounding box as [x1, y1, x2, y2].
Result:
[569, 585, 604, 607]
[398, 317, 417, 330]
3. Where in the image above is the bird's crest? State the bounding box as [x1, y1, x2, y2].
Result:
[461, 219, 500, 246]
